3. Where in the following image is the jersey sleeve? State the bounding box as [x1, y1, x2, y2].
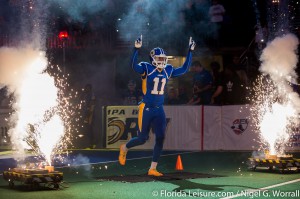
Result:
[171, 50, 192, 78]
[131, 48, 146, 74]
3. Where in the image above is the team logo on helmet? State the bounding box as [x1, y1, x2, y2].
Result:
[231, 119, 248, 135]
[150, 47, 167, 69]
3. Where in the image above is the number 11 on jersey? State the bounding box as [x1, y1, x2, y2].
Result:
[151, 77, 166, 95]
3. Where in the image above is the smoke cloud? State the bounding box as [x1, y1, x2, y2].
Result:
[117, 0, 212, 48]
[0, 2, 66, 161]
[259, 34, 299, 83]
[47, 0, 110, 22]
[5, 1, 49, 50]
[72, 154, 92, 177]
[0, 47, 64, 162]
[118, 1, 184, 39]
[0, 47, 44, 94]
[44, 0, 214, 49]
[255, 33, 300, 155]
[259, 33, 300, 110]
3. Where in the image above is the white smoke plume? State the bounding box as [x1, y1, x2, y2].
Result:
[259, 33, 300, 111]
[47, 0, 110, 22]
[72, 154, 92, 177]
[260, 34, 299, 83]
[0, 47, 64, 163]
[255, 33, 300, 155]
[0, 47, 43, 95]
[117, 0, 211, 47]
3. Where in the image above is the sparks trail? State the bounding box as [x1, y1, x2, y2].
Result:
[13, 61, 83, 166]
[249, 73, 299, 155]
[44, 64, 84, 162]
[248, 32, 300, 156]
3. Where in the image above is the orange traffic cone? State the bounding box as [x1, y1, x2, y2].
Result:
[175, 155, 184, 171]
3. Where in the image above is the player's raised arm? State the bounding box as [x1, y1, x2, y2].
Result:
[171, 37, 196, 77]
[131, 35, 145, 74]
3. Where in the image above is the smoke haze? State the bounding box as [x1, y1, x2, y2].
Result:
[0, 47, 44, 94]
[47, 0, 111, 22]
[260, 34, 299, 83]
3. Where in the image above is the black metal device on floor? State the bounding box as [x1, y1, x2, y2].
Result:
[3, 167, 64, 190]
[248, 154, 300, 173]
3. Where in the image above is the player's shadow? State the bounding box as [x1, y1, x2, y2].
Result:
[150, 172, 256, 196]
[167, 179, 255, 192]
[96, 171, 256, 195]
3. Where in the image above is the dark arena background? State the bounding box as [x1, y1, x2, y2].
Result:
[0, 0, 300, 198]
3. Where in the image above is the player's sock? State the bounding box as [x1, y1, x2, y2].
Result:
[150, 161, 157, 170]
[122, 144, 128, 152]
[148, 162, 163, 176]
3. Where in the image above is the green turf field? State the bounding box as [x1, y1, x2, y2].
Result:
[1, 151, 300, 199]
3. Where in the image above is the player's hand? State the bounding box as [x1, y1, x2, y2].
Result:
[189, 37, 196, 51]
[135, 35, 142, 48]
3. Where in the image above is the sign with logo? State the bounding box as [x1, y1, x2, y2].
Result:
[106, 106, 171, 149]
[231, 119, 248, 135]
[220, 105, 259, 150]
[105, 106, 204, 150]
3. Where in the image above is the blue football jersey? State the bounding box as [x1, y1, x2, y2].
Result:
[131, 49, 192, 106]
[139, 62, 171, 106]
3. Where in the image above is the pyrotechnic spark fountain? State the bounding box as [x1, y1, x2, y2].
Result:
[10, 51, 62, 165]
[0, 47, 81, 169]
[0, 0, 94, 190]
[250, 33, 300, 157]
[0, 0, 90, 173]
[0, 47, 82, 189]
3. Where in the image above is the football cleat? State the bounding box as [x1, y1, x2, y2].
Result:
[119, 144, 127, 166]
[148, 169, 163, 177]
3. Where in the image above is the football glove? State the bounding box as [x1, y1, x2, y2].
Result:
[189, 37, 196, 51]
[135, 35, 142, 49]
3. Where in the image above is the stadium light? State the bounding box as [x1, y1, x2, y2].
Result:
[58, 31, 69, 39]
[58, 31, 69, 74]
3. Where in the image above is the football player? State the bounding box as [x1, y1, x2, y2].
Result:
[119, 35, 196, 176]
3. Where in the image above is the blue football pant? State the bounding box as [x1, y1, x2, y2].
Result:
[126, 103, 166, 162]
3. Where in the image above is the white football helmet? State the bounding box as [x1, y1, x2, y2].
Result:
[149, 47, 168, 69]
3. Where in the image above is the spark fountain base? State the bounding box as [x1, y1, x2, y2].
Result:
[2, 167, 63, 190]
[248, 154, 300, 173]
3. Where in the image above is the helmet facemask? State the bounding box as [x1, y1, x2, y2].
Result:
[150, 48, 168, 69]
